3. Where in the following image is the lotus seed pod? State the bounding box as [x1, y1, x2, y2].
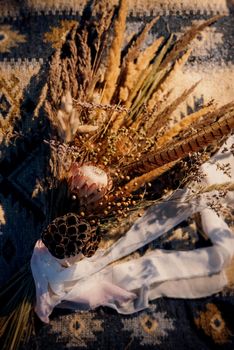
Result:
[41, 213, 100, 259]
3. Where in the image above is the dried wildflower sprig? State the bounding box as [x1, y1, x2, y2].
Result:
[196, 182, 234, 195]
[73, 100, 129, 112]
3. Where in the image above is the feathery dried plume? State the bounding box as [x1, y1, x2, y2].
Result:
[101, 0, 128, 104]
[119, 36, 164, 103]
[147, 81, 200, 138]
[161, 15, 223, 69]
[147, 48, 192, 113]
[134, 37, 164, 77]
[195, 182, 234, 196]
[125, 17, 159, 64]
[126, 35, 173, 124]
[117, 17, 160, 102]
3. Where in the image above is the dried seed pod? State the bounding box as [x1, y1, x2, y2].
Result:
[41, 213, 100, 259]
[68, 163, 112, 207]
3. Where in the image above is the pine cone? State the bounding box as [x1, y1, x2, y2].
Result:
[42, 213, 100, 259]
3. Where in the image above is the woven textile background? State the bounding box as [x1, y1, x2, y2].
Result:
[0, 0, 234, 349]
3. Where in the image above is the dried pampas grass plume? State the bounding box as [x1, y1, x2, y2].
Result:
[101, 0, 127, 104]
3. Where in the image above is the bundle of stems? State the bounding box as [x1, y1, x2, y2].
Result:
[0, 264, 35, 350]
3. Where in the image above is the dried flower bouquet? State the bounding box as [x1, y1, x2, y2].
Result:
[0, 1, 234, 349]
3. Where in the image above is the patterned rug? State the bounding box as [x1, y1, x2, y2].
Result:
[0, 0, 234, 349]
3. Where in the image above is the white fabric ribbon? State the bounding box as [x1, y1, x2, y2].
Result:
[31, 136, 234, 323]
